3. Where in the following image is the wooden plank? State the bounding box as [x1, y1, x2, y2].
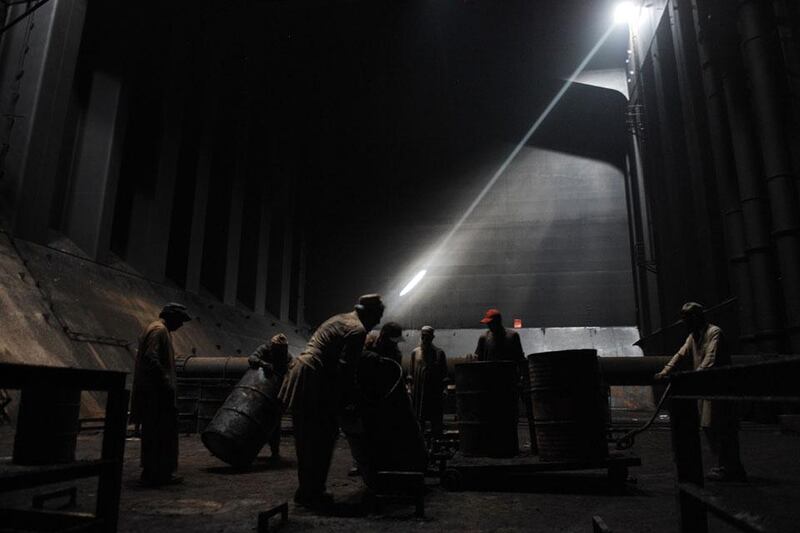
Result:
[0, 363, 126, 391]
[448, 452, 641, 473]
[669, 398, 708, 533]
[95, 388, 128, 531]
[678, 482, 774, 533]
[0, 460, 112, 492]
[668, 358, 800, 399]
[0, 508, 101, 532]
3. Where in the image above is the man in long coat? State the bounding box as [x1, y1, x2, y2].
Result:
[130, 303, 191, 486]
[655, 302, 746, 481]
[474, 308, 536, 453]
[278, 294, 384, 510]
[409, 326, 448, 436]
[248, 333, 292, 459]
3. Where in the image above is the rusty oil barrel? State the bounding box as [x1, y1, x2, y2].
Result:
[200, 367, 282, 468]
[455, 361, 519, 457]
[344, 354, 427, 488]
[13, 387, 81, 465]
[528, 349, 608, 462]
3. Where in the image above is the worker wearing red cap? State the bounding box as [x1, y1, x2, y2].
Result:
[474, 308, 537, 453]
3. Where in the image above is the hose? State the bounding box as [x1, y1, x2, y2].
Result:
[615, 382, 672, 450]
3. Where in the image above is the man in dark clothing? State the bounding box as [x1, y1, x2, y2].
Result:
[248, 333, 292, 459]
[278, 294, 384, 511]
[364, 321, 404, 365]
[130, 303, 191, 486]
[409, 326, 448, 436]
[655, 302, 746, 481]
[474, 308, 537, 453]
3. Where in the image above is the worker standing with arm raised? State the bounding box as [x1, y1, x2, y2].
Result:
[655, 302, 747, 482]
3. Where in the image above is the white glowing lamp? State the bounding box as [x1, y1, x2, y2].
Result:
[614, 2, 638, 25]
[399, 269, 427, 297]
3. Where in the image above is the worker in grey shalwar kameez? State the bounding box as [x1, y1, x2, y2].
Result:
[655, 302, 747, 481]
[130, 303, 191, 486]
[409, 326, 448, 436]
[278, 294, 385, 510]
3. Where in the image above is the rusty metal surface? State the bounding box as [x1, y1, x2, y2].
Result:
[455, 361, 519, 458]
[201, 368, 282, 468]
[528, 350, 608, 462]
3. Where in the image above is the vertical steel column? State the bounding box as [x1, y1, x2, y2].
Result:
[63, 72, 128, 262]
[669, 397, 708, 533]
[771, 0, 800, 207]
[279, 180, 294, 324]
[669, 0, 729, 304]
[6, 0, 87, 243]
[253, 181, 272, 316]
[738, 0, 800, 352]
[125, 11, 189, 281]
[693, 0, 758, 351]
[295, 226, 307, 328]
[186, 8, 220, 295]
[709, 1, 785, 352]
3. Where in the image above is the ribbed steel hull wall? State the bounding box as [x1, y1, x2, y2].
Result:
[13, 387, 81, 465]
[455, 361, 519, 458]
[528, 349, 608, 462]
[201, 368, 282, 468]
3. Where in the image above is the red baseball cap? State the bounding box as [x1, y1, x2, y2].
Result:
[480, 308, 502, 324]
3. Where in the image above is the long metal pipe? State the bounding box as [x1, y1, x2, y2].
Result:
[596, 355, 770, 385]
[692, 0, 758, 352]
[177, 354, 770, 388]
[710, 1, 784, 352]
[738, 0, 800, 352]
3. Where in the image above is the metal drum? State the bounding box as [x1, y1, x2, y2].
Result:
[196, 382, 236, 432]
[528, 349, 608, 462]
[13, 387, 81, 465]
[201, 368, 282, 468]
[455, 361, 519, 457]
[345, 355, 427, 488]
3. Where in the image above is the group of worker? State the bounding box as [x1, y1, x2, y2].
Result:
[129, 295, 746, 506]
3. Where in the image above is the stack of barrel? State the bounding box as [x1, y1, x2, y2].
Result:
[454, 350, 608, 462]
[528, 349, 608, 462]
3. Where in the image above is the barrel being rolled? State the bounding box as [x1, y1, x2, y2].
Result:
[201, 367, 282, 468]
[13, 387, 81, 465]
[528, 349, 608, 462]
[455, 361, 519, 457]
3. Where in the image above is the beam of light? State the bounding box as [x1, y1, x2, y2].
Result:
[399, 269, 427, 296]
[613, 2, 638, 26]
[397, 24, 618, 298]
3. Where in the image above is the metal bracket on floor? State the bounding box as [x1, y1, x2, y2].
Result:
[257, 502, 288, 533]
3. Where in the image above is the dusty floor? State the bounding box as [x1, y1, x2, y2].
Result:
[2, 418, 799, 532]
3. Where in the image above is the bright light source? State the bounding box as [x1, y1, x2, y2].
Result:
[614, 2, 637, 25]
[399, 269, 427, 296]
